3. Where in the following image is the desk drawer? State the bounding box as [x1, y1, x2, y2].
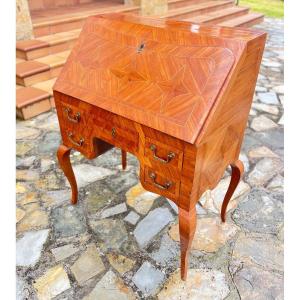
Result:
[56, 99, 93, 153]
[93, 115, 139, 154]
[57, 100, 89, 136]
[143, 166, 180, 199]
[144, 138, 183, 172]
[61, 103, 87, 126]
[62, 129, 91, 152]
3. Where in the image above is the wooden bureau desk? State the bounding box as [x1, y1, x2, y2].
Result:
[54, 13, 266, 281]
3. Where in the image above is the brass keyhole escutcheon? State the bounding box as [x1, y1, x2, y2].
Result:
[137, 42, 145, 53]
[111, 127, 116, 138]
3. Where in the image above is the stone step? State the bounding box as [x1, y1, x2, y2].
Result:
[33, 77, 57, 104]
[16, 30, 79, 60]
[168, 0, 212, 9]
[16, 76, 58, 120]
[218, 12, 264, 27]
[16, 52, 67, 86]
[30, 0, 200, 25]
[16, 2, 264, 120]
[17, 2, 235, 61]
[29, 0, 121, 11]
[32, 4, 139, 37]
[162, 0, 235, 19]
[16, 86, 52, 120]
[185, 6, 249, 25]
[16, 61, 50, 87]
[16, 57, 26, 64]
[16, 39, 50, 60]
[32, 1, 234, 37]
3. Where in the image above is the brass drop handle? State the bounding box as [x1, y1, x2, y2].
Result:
[64, 107, 80, 123]
[149, 172, 172, 190]
[111, 127, 116, 138]
[67, 132, 84, 147]
[150, 144, 175, 164]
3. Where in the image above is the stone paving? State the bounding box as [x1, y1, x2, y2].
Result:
[16, 18, 284, 300]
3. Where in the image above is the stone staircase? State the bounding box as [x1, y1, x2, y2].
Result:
[16, 0, 264, 120]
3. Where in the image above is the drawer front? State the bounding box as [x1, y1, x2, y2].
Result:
[57, 99, 92, 153]
[144, 137, 183, 173]
[61, 128, 92, 153]
[143, 166, 180, 199]
[57, 99, 89, 134]
[61, 102, 87, 127]
[93, 112, 139, 154]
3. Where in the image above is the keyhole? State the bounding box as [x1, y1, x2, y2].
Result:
[137, 42, 145, 53]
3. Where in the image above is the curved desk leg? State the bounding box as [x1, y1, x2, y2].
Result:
[121, 150, 127, 170]
[57, 144, 78, 205]
[179, 206, 197, 281]
[221, 160, 244, 223]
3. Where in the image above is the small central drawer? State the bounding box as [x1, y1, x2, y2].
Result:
[93, 115, 139, 154]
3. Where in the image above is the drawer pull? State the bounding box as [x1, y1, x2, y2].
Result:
[149, 172, 172, 190]
[111, 127, 116, 138]
[150, 144, 175, 163]
[64, 107, 81, 123]
[67, 132, 84, 147]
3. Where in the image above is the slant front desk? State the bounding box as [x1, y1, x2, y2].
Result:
[54, 13, 266, 280]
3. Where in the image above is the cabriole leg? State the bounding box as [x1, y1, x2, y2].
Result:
[57, 144, 78, 205]
[179, 206, 197, 281]
[121, 150, 127, 170]
[221, 159, 244, 222]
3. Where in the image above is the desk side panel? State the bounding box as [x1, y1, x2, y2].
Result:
[192, 34, 267, 200]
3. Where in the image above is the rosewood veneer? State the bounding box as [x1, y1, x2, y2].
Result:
[54, 13, 266, 281]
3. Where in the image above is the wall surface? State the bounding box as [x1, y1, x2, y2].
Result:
[141, 0, 168, 16]
[16, 0, 33, 40]
[125, 0, 141, 5]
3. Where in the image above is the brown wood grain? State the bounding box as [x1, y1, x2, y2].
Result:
[54, 14, 242, 143]
[221, 160, 244, 222]
[57, 144, 78, 205]
[54, 13, 266, 281]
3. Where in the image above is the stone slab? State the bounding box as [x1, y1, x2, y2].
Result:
[33, 265, 71, 299]
[71, 164, 116, 188]
[169, 217, 238, 253]
[124, 211, 140, 225]
[134, 208, 174, 248]
[234, 265, 283, 300]
[70, 244, 105, 285]
[51, 244, 79, 261]
[100, 203, 127, 219]
[90, 219, 128, 251]
[132, 262, 165, 296]
[157, 269, 230, 300]
[83, 270, 136, 300]
[51, 206, 87, 238]
[16, 229, 49, 267]
[232, 189, 283, 234]
[106, 253, 135, 275]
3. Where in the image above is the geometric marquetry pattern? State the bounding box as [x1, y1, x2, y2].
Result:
[55, 16, 237, 143]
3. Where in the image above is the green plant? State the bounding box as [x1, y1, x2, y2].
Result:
[239, 0, 284, 18]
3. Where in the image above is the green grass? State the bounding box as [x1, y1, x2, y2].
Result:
[239, 0, 284, 18]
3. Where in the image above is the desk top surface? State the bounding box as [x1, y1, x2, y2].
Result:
[54, 13, 265, 143]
